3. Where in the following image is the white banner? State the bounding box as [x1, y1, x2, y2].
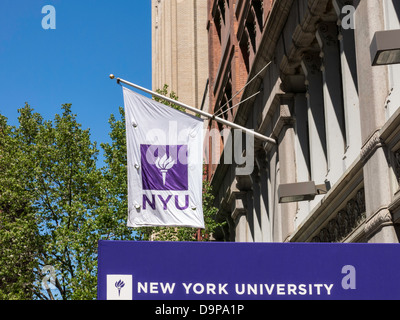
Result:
[123, 87, 205, 228]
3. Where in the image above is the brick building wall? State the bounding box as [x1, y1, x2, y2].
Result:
[206, 0, 274, 180]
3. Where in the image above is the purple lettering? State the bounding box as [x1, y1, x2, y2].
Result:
[158, 195, 172, 210]
[143, 194, 156, 210]
[175, 195, 189, 210]
[142, 194, 190, 211]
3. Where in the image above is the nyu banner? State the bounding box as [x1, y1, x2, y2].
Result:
[123, 87, 204, 228]
[98, 241, 400, 300]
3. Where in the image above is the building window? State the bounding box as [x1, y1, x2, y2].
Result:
[217, 73, 233, 121]
[214, 10, 222, 43]
[218, 0, 226, 25]
[252, 0, 263, 34]
[394, 149, 400, 188]
[246, 17, 256, 52]
[240, 35, 250, 73]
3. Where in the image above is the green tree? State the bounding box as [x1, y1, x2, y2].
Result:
[0, 103, 137, 300]
[0, 113, 40, 300]
[153, 84, 185, 112]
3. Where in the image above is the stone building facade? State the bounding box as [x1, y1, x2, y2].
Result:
[152, 0, 209, 109]
[206, 0, 400, 243]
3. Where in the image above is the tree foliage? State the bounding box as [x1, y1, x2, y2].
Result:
[0, 112, 40, 299]
[0, 85, 222, 300]
[0, 104, 137, 300]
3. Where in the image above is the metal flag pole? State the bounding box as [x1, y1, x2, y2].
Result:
[109, 74, 277, 145]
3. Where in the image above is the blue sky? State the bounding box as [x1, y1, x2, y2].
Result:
[0, 0, 152, 163]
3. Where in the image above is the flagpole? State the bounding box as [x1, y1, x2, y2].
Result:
[109, 75, 277, 145]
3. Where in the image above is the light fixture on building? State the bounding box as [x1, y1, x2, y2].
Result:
[370, 29, 400, 66]
[278, 181, 328, 204]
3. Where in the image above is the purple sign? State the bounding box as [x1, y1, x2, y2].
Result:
[98, 241, 400, 300]
[140, 144, 188, 191]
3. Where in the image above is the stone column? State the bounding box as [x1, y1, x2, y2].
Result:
[316, 22, 346, 183]
[301, 52, 327, 183]
[293, 93, 312, 225]
[333, 0, 362, 166]
[354, 0, 398, 242]
[274, 97, 296, 242]
[230, 190, 250, 242]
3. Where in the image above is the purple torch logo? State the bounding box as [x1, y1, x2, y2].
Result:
[141, 144, 188, 191]
[155, 154, 175, 185]
[115, 280, 125, 297]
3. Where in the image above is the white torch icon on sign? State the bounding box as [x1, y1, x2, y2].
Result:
[155, 154, 175, 185]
